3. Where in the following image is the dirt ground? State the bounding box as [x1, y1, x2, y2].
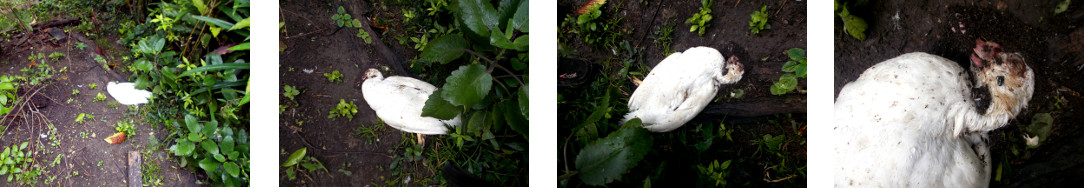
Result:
[834, 0, 1084, 186]
[0, 26, 197, 185]
[278, 0, 432, 186]
[558, 0, 807, 186]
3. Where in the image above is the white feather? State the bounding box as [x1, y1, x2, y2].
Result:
[362, 69, 461, 135]
[106, 82, 151, 105]
[834, 52, 1033, 187]
[622, 47, 743, 132]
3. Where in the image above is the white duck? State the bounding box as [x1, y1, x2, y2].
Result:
[106, 81, 152, 105]
[361, 68, 462, 145]
[834, 39, 1034, 187]
[622, 46, 744, 132]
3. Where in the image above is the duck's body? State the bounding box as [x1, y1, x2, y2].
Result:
[623, 46, 744, 132]
[362, 69, 461, 135]
[834, 40, 1033, 187]
[106, 82, 152, 105]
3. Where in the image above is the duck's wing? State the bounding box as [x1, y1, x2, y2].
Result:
[106, 82, 152, 105]
[361, 78, 451, 134]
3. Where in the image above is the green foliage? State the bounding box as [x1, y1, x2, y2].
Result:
[771, 48, 806, 95]
[653, 22, 676, 56]
[281, 148, 328, 181]
[357, 27, 372, 44]
[125, 0, 251, 186]
[561, 1, 623, 49]
[332, 6, 362, 28]
[0, 76, 17, 116]
[71, 89, 80, 95]
[283, 85, 301, 101]
[749, 5, 771, 35]
[0, 0, 37, 34]
[94, 92, 106, 102]
[115, 121, 136, 137]
[75, 42, 87, 50]
[685, 0, 713, 36]
[48, 52, 65, 62]
[88, 83, 97, 89]
[698, 160, 733, 186]
[836, 1, 868, 40]
[75, 113, 94, 124]
[324, 70, 343, 83]
[0, 142, 40, 184]
[328, 99, 358, 120]
[1056, 0, 1071, 15]
[575, 118, 653, 186]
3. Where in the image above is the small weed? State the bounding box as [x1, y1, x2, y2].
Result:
[94, 55, 106, 64]
[71, 89, 80, 95]
[75, 113, 95, 124]
[94, 92, 106, 102]
[283, 85, 301, 101]
[653, 22, 676, 56]
[770, 48, 806, 95]
[338, 162, 353, 176]
[50, 154, 62, 167]
[88, 83, 97, 89]
[48, 52, 65, 61]
[697, 160, 732, 186]
[354, 120, 385, 144]
[75, 42, 87, 50]
[357, 27, 372, 44]
[0, 142, 42, 184]
[80, 131, 88, 139]
[749, 5, 771, 35]
[97, 160, 103, 167]
[115, 121, 136, 137]
[685, 0, 713, 36]
[332, 6, 362, 28]
[328, 99, 358, 120]
[836, 1, 868, 40]
[324, 70, 343, 83]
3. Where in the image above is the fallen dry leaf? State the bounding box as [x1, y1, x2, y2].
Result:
[105, 132, 126, 144]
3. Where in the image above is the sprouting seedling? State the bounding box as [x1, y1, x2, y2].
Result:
[749, 5, 771, 35]
[685, 0, 713, 36]
[283, 85, 301, 101]
[324, 70, 343, 83]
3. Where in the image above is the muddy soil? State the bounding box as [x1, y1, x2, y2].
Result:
[558, 0, 807, 186]
[0, 27, 197, 185]
[834, 0, 1084, 186]
[278, 0, 435, 186]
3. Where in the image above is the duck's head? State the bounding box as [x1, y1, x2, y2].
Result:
[969, 39, 1034, 119]
[364, 68, 384, 81]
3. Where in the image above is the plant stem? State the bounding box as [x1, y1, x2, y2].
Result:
[460, 48, 525, 86]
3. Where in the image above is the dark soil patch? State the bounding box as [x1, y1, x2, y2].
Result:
[0, 26, 197, 186]
[833, 0, 1084, 186]
[558, 0, 807, 186]
[279, 0, 435, 186]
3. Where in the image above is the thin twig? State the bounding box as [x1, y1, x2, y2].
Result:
[461, 49, 525, 86]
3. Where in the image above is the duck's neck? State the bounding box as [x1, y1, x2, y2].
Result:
[950, 97, 1015, 137]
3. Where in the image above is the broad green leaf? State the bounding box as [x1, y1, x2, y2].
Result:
[796, 63, 807, 78]
[489, 27, 516, 49]
[787, 48, 805, 61]
[203, 120, 219, 137]
[192, 16, 235, 30]
[179, 63, 251, 77]
[782, 61, 798, 73]
[202, 140, 220, 155]
[421, 88, 462, 120]
[512, 34, 529, 51]
[467, 112, 488, 136]
[198, 158, 220, 172]
[513, 0, 529, 32]
[134, 59, 154, 72]
[503, 101, 528, 138]
[575, 118, 653, 186]
[840, 7, 867, 41]
[224, 162, 241, 177]
[185, 115, 202, 133]
[174, 140, 196, 156]
[134, 74, 151, 90]
[441, 64, 493, 107]
[0, 83, 12, 90]
[420, 35, 469, 64]
[779, 74, 798, 90]
[221, 136, 236, 155]
[282, 148, 306, 167]
[456, 0, 499, 40]
[193, 0, 209, 15]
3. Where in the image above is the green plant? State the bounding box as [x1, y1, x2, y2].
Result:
[71, 89, 80, 95]
[698, 160, 732, 186]
[354, 120, 385, 144]
[281, 148, 328, 181]
[0, 76, 17, 116]
[88, 83, 97, 89]
[562, 0, 623, 49]
[324, 70, 343, 83]
[283, 85, 301, 101]
[332, 6, 361, 28]
[836, 0, 868, 40]
[75, 42, 87, 50]
[1056, 0, 1071, 14]
[357, 27, 372, 44]
[0, 142, 41, 184]
[48, 52, 65, 62]
[94, 92, 106, 102]
[75, 113, 94, 124]
[749, 5, 771, 34]
[771, 48, 806, 95]
[653, 22, 676, 56]
[115, 121, 136, 137]
[685, 0, 713, 36]
[328, 99, 358, 120]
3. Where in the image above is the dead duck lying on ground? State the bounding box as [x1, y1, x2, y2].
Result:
[622, 46, 744, 132]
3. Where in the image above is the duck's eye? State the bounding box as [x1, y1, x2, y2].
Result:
[997, 76, 1004, 86]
